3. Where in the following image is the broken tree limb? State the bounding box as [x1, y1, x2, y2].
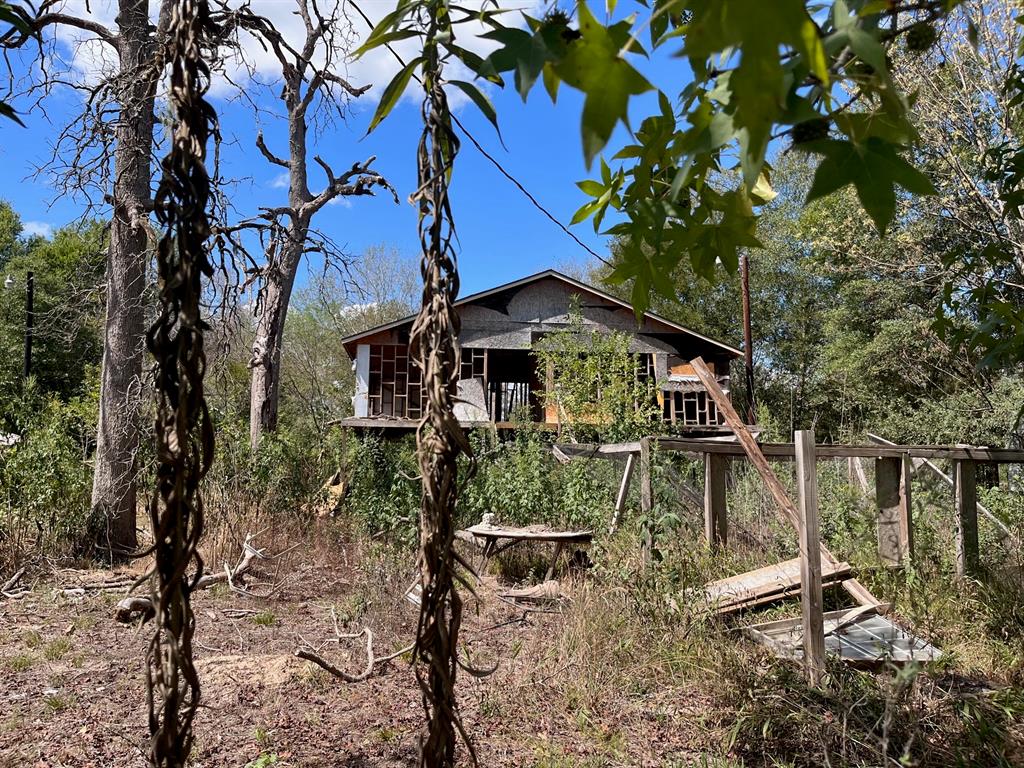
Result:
[296, 628, 379, 682]
[2, 567, 26, 593]
[295, 608, 414, 682]
[195, 533, 265, 589]
[113, 534, 267, 623]
[690, 357, 880, 609]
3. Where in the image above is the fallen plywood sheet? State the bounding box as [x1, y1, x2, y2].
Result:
[706, 557, 852, 614]
[744, 606, 941, 665]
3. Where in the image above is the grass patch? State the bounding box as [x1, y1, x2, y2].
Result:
[43, 694, 74, 714]
[44, 637, 72, 661]
[4, 654, 34, 672]
[251, 611, 276, 627]
[22, 630, 42, 649]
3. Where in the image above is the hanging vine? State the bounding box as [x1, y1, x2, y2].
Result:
[143, 0, 218, 763]
[407, 3, 476, 765]
[355, 0, 510, 763]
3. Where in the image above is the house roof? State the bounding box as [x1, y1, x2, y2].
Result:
[340, 269, 743, 358]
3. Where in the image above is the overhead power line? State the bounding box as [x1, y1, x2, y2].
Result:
[347, 1, 610, 267]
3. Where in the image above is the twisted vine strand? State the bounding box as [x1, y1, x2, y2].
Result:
[144, 0, 218, 763]
[408, 2, 477, 765]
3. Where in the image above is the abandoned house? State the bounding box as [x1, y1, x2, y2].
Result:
[339, 269, 742, 430]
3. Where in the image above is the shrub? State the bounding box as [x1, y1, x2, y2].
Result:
[0, 382, 97, 567]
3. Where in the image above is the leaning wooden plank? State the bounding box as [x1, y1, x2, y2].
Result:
[550, 445, 571, 465]
[609, 452, 637, 533]
[690, 357, 879, 608]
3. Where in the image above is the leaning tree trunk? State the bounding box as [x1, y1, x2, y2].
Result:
[90, 0, 160, 561]
[249, 237, 303, 449]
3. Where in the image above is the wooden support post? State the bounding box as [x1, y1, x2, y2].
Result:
[954, 459, 979, 578]
[640, 437, 653, 566]
[875, 456, 913, 566]
[609, 452, 637, 533]
[704, 453, 728, 550]
[795, 429, 826, 687]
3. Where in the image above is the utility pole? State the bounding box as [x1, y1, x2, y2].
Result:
[24, 270, 33, 379]
[740, 253, 755, 424]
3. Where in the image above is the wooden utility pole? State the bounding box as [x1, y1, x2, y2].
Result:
[23, 270, 32, 379]
[795, 429, 826, 687]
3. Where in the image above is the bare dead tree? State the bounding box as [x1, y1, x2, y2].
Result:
[218, 0, 397, 451]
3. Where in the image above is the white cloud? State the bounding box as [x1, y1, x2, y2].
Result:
[41, 0, 545, 112]
[23, 221, 54, 239]
[269, 171, 290, 190]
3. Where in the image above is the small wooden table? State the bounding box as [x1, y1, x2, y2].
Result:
[463, 523, 593, 581]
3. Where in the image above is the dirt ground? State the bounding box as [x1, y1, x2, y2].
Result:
[0, 542, 715, 768]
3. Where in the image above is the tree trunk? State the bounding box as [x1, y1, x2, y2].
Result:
[90, 0, 161, 561]
[249, 61, 309, 453]
[249, 239, 302, 450]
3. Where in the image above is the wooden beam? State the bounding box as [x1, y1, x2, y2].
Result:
[796, 429, 826, 687]
[899, 455, 914, 561]
[954, 459, 979, 578]
[704, 453, 728, 550]
[847, 456, 869, 493]
[610, 452, 637, 533]
[640, 437, 653, 566]
[689, 357, 879, 608]
[552, 442, 642, 458]
[656, 437, 1024, 463]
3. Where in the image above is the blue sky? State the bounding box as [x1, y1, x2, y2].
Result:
[0, 2, 677, 297]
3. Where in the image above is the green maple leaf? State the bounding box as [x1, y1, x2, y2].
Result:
[800, 138, 936, 234]
[683, 0, 828, 187]
[552, 2, 653, 167]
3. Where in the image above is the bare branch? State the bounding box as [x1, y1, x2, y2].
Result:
[255, 131, 290, 169]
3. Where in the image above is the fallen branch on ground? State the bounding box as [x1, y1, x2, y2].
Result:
[114, 534, 267, 623]
[1, 567, 29, 599]
[114, 596, 156, 623]
[295, 607, 414, 682]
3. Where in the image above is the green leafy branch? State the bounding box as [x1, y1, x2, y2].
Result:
[443, 0, 957, 313]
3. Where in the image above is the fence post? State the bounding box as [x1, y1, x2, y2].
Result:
[640, 437, 653, 566]
[795, 429, 826, 687]
[704, 453, 728, 550]
[876, 456, 913, 566]
[954, 459, 979, 578]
